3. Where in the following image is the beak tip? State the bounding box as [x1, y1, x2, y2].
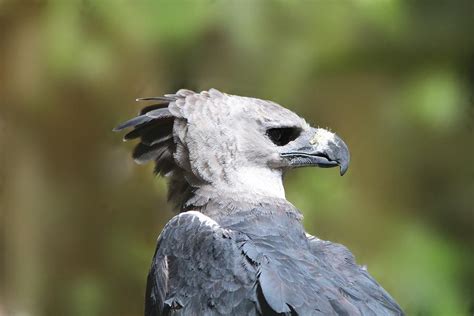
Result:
[339, 167, 347, 176]
[339, 160, 349, 176]
[336, 137, 350, 176]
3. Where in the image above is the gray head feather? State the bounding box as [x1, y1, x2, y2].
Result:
[115, 88, 348, 211]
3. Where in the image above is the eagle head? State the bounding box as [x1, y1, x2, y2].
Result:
[114, 89, 349, 207]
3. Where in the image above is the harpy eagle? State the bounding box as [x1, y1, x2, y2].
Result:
[114, 89, 403, 316]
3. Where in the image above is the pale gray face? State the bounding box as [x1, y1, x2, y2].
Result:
[170, 91, 349, 180]
[115, 89, 349, 199]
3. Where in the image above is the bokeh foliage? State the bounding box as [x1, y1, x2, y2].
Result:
[1, 1, 473, 315]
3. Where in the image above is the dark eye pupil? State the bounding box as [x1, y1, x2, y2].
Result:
[272, 130, 282, 141]
[266, 127, 301, 146]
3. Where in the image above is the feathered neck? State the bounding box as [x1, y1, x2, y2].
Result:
[178, 186, 303, 222]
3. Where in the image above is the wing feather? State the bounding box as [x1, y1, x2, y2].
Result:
[145, 211, 258, 316]
[307, 235, 404, 315]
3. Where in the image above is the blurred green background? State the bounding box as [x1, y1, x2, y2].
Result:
[1, 1, 473, 315]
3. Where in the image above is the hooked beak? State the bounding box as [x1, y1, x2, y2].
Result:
[280, 128, 350, 175]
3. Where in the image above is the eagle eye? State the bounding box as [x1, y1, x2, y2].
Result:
[266, 127, 301, 146]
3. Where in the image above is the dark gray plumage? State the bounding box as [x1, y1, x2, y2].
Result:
[115, 89, 404, 316]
